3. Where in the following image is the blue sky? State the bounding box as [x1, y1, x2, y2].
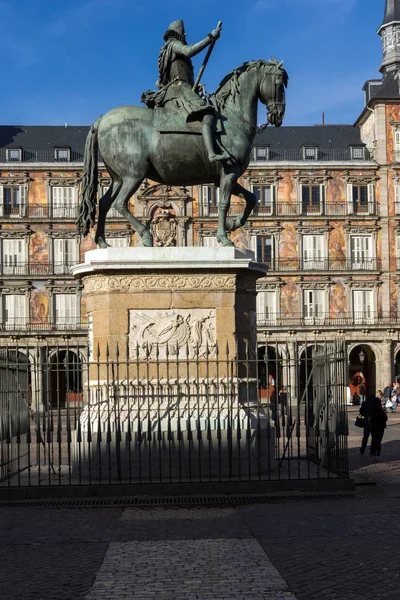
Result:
[0, 0, 386, 126]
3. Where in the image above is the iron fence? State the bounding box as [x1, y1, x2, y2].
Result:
[0, 339, 349, 489]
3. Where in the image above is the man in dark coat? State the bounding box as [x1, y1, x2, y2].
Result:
[360, 394, 388, 459]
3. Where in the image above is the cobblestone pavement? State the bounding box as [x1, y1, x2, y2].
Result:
[0, 415, 399, 600]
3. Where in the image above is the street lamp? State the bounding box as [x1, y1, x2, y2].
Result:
[359, 349, 366, 365]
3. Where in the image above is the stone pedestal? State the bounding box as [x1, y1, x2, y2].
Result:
[73, 247, 266, 362]
[72, 247, 274, 481]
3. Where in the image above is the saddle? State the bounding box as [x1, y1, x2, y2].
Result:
[141, 87, 222, 135]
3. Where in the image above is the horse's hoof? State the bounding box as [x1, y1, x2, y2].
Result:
[217, 236, 234, 247]
[96, 237, 111, 249]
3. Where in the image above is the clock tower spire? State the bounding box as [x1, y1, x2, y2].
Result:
[378, 0, 400, 73]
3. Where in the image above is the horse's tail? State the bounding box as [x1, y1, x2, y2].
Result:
[77, 116, 102, 237]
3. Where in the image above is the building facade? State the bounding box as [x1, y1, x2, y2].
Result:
[1, 0, 400, 405]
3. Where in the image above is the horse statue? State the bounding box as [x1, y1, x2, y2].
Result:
[77, 58, 288, 248]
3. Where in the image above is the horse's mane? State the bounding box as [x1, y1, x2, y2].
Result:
[213, 59, 289, 107]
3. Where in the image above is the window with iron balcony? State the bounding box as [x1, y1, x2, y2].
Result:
[2, 294, 27, 330]
[346, 182, 374, 215]
[201, 185, 219, 216]
[303, 289, 325, 324]
[0, 185, 27, 218]
[1, 238, 26, 276]
[51, 186, 77, 219]
[252, 184, 274, 215]
[252, 235, 274, 268]
[301, 184, 324, 215]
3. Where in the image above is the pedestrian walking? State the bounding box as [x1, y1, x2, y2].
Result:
[383, 384, 392, 412]
[360, 394, 388, 460]
[359, 380, 366, 408]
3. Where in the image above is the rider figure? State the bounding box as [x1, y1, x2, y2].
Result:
[157, 19, 229, 163]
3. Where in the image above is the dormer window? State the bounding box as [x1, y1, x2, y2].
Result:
[55, 148, 70, 162]
[251, 146, 269, 162]
[6, 148, 21, 162]
[350, 146, 365, 160]
[302, 146, 318, 161]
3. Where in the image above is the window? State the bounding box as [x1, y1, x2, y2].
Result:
[107, 237, 130, 248]
[252, 185, 274, 215]
[2, 239, 26, 275]
[201, 185, 219, 215]
[256, 290, 277, 324]
[351, 146, 365, 160]
[6, 148, 21, 162]
[252, 235, 274, 267]
[353, 290, 374, 324]
[202, 236, 218, 248]
[395, 182, 400, 215]
[397, 235, 400, 270]
[55, 148, 70, 162]
[395, 131, 400, 163]
[302, 235, 325, 270]
[52, 187, 76, 218]
[53, 238, 77, 274]
[0, 185, 27, 218]
[303, 289, 325, 324]
[54, 294, 77, 328]
[100, 185, 119, 218]
[3, 294, 26, 330]
[350, 236, 373, 270]
[301, 185, 323, 215]
[347, 183, 374, 215]
[251, 146, 269, 162]
[302, 147, 318, 161]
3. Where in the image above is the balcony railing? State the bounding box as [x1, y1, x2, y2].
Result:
[0, 149, 86, 163]
[1, 262, 78, 276]
[199, 201, 376, 218]
[0, 318, 88, 332]
[1, 203, 125, 220]
[256, 312, 400, 327]
[249, 147, 371, 163]
[259, 257, 380, 272]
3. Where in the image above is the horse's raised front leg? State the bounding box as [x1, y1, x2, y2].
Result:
[113, 177, 153, 247]
[226, 182, 257, 232]
[95, 181, 121, 248]
[217, 172, 238, 247]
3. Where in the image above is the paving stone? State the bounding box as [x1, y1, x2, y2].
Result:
[86, 539, 298, 600]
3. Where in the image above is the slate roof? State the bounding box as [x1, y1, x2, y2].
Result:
[0, 125, 89, 152]
[363, 73, 400, 104]
[254, 124, 364, 148]
[0, 123, 367, 162]
[380, 0, 400, 30]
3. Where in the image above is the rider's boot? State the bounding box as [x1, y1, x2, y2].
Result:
[202, 114, 230, 163]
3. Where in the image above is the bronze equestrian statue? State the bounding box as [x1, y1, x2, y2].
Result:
[77, 20, 288, 248]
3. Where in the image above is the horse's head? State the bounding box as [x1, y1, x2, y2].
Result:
[260, 59, 288, 127]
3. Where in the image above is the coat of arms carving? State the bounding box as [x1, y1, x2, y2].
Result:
[150, 209, 177, 247]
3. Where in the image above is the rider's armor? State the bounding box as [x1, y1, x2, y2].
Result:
[155, 19, 229, 163]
